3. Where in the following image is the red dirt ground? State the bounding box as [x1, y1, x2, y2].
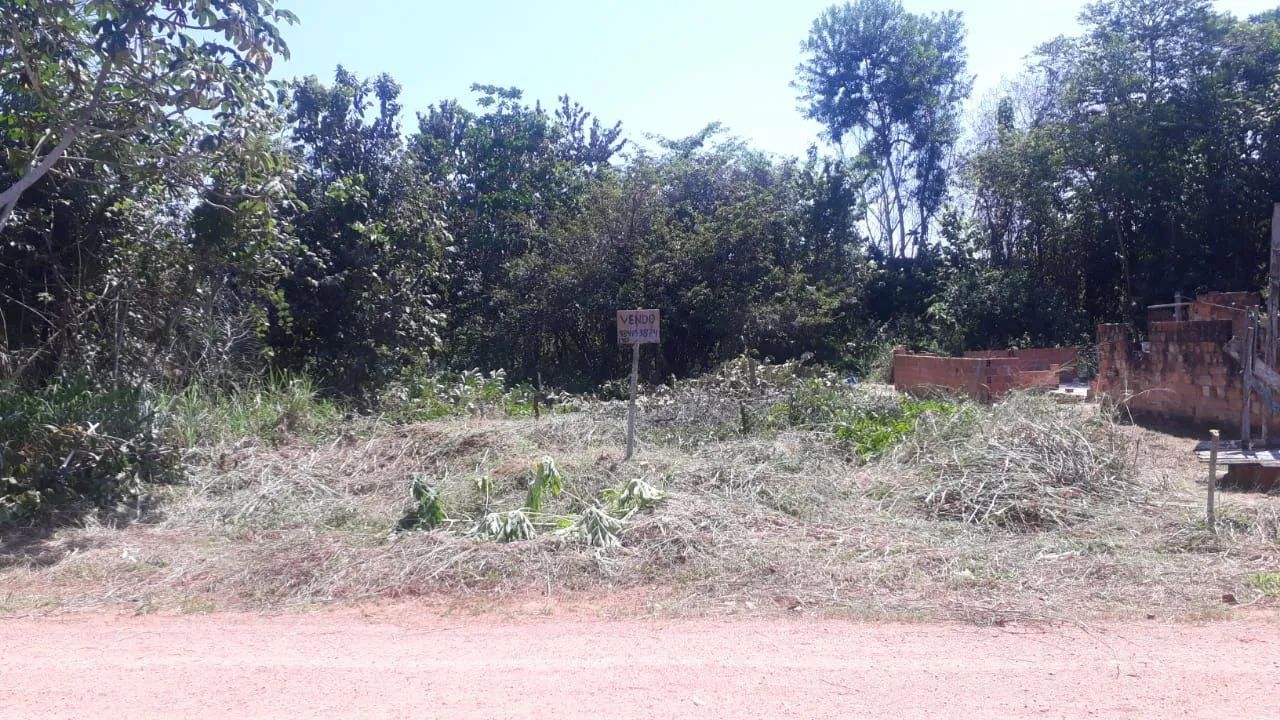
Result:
[3, 608, 1277, 719]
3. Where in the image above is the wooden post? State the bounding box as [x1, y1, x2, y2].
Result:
[1207, 429, 1219, 533]
[741, 335, 757, 391]
[1174, 290, 1183, 321]
[625, 342, 639, 460]
[1265, 203, 1280, 446]
[1242, 315, 1255, 448]
[533, 372, 543, 420]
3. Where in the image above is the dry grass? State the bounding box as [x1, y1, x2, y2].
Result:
[881, 394, 1142, 529]
[2, 380, 1279, 622]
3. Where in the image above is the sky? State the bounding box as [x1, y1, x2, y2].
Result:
[277, 0, 1280, 158]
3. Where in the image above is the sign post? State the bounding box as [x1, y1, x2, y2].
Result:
[617, 309, 660, 460]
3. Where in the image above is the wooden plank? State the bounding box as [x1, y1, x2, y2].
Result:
[1251, 354, 1280, 396]
[1208, 429, 1218, 532]
[1266, 203, 1280, 445]
[1242, 318, 1255, 446]
[1194, 448, 1280, 466]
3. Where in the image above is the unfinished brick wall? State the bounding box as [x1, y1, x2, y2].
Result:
[1094, 318, 1280, 433]
[1189, 291, 1257, 337]
[892, 351, 991, 401]
[964, 347, 1080, 381]
[892, 348, 1067, 402]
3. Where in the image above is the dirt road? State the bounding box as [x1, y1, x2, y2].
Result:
[2, 609, 1276, 719]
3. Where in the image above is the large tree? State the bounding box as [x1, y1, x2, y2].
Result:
[270, 69, 447, 397]
[0, 0, 295, 229]
[796, 0, 971, 258]
[412, 85, 624, 378]
[957, 0, 1280, 344]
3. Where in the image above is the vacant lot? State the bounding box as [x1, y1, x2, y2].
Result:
[2, 369, 1278, 622]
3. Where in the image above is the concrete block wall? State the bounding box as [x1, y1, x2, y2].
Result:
[892, 350, 991, 402]
[1189, 291, 1258, 338]
[962, 347, 1080, 381]
[893, 348, 1069, 402]
[1094, 318, 1280, 434]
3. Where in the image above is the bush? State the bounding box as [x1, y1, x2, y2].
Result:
[0, 378, 177, 524]
[768, 377, 954, 458]
[386, 368, 543, 420]
[167, 373, 340, 447]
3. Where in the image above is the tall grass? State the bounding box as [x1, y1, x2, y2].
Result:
[0, 376, 177, 523]
[166, 372, 341, 447]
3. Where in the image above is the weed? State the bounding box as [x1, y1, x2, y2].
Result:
[1248, 572, 1280, 596]
[0, 376, 177, 524]
[525, 456, 564, 512]
[398, 476, 446, 530]
[833, 399, 955, 459]
[167, 373, 339, 447]
[388, 369, 545, 420]
[471, 509, 535, 542]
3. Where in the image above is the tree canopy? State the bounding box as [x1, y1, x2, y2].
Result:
[4, 0, 1280, 397]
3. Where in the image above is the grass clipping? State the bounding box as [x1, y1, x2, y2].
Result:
[882, 393, 1140, 530]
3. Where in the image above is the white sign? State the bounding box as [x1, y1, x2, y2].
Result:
[617, 309, 660, 345]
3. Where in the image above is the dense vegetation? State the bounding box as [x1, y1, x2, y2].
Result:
[5, 0, 1280, 519]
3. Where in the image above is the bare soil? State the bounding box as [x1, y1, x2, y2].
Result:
[2, 607, 1277, 719]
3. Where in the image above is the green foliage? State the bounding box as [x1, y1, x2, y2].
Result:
[603, 478, 666, 516]
[413, 86, 624, 383]
[0, 378, 177, 524]
[0, 0, 296, 226]
[398, 477, 446, 531]
[271, 69, 447, 398]
[1248, 572, 1280, 597]
[167, 374, 339, 447]
[961, 0, 1280, 332]
[797, 0, 971, 256]
[833, 399, 956, 459]
[525, 456, 564, 513]
[389, 369, 539, 420]
[769, 377, 955, 459]
[471, 509, 535, 542]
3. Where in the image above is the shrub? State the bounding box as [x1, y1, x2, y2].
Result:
[387, 368, 542, 420]
[166, 372, 339, 447]
[768, 377, 955, 459]
[0, 377, 177, 524]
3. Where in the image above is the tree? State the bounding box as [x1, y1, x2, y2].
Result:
[958, 0, 1280, 336]
[412, 85, 624, 379]
[271, 69, 447, 397]
[796, 0, 971, 257]
[0, 0, 296, 229]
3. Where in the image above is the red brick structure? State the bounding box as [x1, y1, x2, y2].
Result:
[1094, 292, 1278, 434]
[891, 347, 1071, 402]
[963, 347, 1080, 382]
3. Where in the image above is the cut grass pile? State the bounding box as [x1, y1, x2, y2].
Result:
[882, 394, 1140, 529]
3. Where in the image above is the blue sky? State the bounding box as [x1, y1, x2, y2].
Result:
[277, 0, 1280, 157]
